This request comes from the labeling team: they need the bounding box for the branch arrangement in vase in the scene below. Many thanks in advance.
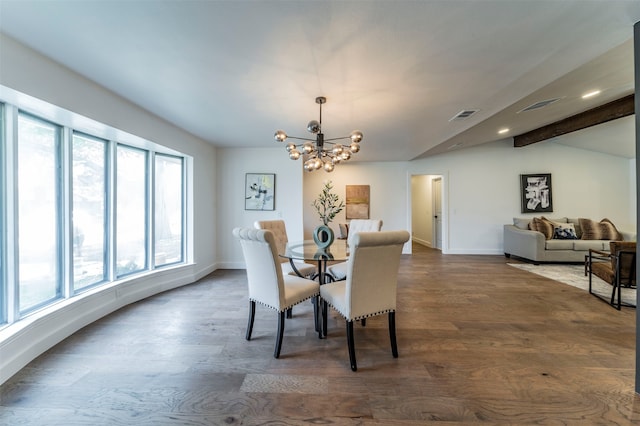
[312,181,344,226]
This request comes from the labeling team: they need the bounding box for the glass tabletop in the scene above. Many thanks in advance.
[283,239,349,262]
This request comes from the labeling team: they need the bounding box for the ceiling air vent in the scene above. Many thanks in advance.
[449,109,479,121]
[518,98,561,113]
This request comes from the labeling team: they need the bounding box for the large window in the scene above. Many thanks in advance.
[0,89,190,327]
[17,114,61,313]
[72,133,107,291]
[116,145,148,277]
[154,154,183,267]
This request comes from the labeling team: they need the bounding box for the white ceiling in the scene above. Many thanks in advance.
[0,0,638,162]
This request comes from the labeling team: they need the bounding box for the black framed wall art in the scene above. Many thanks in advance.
[520,173,552,213]
[245,173,275,211]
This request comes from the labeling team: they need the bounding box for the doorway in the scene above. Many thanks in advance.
[432,177,443,250]
[410,174,444,251]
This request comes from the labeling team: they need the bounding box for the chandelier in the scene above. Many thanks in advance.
[274,96,363,172]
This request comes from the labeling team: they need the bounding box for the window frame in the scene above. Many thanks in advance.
[70,131,110,293]
[16,112,64,315]
[0,85,192,327]
[153,152,185,268]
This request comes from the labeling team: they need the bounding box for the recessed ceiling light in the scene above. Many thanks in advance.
[498,128,509,134]
[582,90,601,99]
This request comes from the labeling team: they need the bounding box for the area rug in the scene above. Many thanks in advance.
[508,263,636,307]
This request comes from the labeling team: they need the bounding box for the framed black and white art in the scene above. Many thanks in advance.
[520,173,552,213]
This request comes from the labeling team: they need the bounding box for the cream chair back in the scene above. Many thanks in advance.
[326,219,384,281]
[347,219,383,246]
[345,230,409,320]
[254,220,289,264]
[254,219,317,278]
[233,227,285,310]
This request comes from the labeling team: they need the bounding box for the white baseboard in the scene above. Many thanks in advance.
[412,237,432,247]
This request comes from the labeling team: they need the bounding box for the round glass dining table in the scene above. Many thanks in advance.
[282,239,349,284]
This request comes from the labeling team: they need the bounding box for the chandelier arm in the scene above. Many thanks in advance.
[285,136,316,142]
[323,136,352,143]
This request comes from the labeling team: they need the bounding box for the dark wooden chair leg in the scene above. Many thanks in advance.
[286,308,292,318]
[246,301,256,341]
[389,311,398,358]
[313,296,322,338]
[612,278,622,310]
[361,318,366,327]
[347,320,357,371]
[322,300,328,338]
[274,311,285,358]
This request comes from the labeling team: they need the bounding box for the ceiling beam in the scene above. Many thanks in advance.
[513,94,635,147]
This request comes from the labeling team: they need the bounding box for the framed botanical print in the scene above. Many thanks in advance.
[520,173,552,213]
[245,173,275,211]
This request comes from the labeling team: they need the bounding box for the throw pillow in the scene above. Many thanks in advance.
[541,216,568,230]
[552,223,578,240]
[579,218,623,240]
[529,217,554,240]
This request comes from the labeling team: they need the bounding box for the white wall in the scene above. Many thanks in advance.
[215,147,304,268]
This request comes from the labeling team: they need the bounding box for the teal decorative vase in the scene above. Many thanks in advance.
[313,225,334,249]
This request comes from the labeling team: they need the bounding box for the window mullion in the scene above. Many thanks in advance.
[107,140,117,282]
[148,151,155,270]
[61,127,73,298]
[3,105,18,323]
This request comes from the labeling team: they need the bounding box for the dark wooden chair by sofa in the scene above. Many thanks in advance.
[587,241,636,310]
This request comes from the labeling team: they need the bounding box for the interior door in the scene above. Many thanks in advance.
[433,177,442,250]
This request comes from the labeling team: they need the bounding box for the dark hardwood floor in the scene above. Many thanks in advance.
[2,243,639,425]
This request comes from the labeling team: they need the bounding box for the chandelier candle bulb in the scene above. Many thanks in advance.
[273,96,363,172]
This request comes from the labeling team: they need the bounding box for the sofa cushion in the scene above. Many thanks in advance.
[529,217,554,240]
[545,240,575,250]
[579,218,623,241]
[573,240,609,251]
[545,240,610,251]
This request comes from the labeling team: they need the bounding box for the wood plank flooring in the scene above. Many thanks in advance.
[2,244,640,425]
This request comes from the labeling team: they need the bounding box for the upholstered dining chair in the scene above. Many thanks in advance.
[587,241,636,310]
[233,227,320,358]
[254,220,317,278]
[327,219,383,281]
[320,230,410,371]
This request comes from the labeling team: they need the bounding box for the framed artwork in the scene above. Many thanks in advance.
[346,185,370,219]
[520,173,552,213]
[245,173,275,211]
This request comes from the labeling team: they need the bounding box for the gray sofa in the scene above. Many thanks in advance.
[504,217,636,263]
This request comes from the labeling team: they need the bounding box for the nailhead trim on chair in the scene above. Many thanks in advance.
[321,300,395,321]
[250,294,319,313]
